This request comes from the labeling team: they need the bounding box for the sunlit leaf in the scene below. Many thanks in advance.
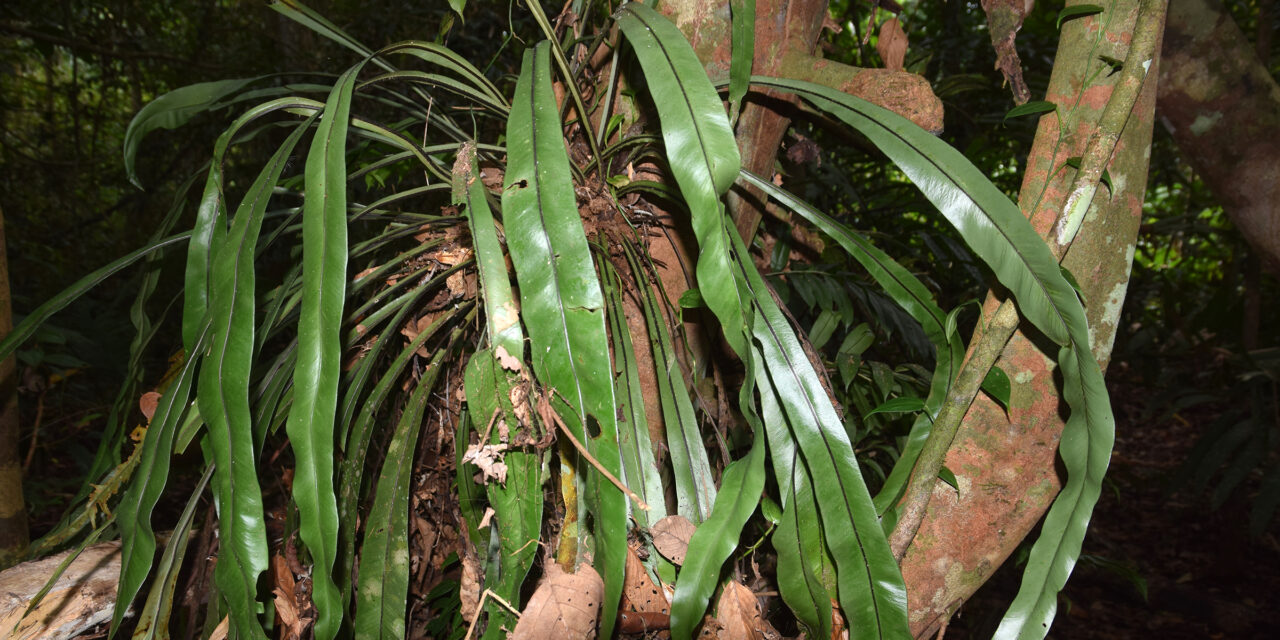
[199,115,313,640]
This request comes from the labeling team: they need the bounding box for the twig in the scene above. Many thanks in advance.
[463,589,521,640]
[887,0,1167,560]
[22,389,45,472]
[540,392,650,511]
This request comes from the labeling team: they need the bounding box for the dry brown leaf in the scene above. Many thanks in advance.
[436,245,473,266]
[510,564,604,640]
[354,266,378,282]
[713,581,764,640]
[829,597,846,640]
[618,547,670,634]
[271,554,296,597]
[460,552,482,623]
[209,616,229,640]
[651,515,696,566]
[400,314,437,357]
[622,548,669,614]
[478,506,496,529]
[876,18,909,72]
[272,587,306,640]
[139,391,161,422]
[494,345,522,372]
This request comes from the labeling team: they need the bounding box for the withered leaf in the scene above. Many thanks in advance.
[876,18,909,72]
[651,515,696,566]
[510,564,604,640]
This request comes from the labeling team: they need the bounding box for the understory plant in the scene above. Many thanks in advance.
[0,0,1155,638]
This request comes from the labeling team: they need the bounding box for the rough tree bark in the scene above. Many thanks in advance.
[659,0,943,242]
[898,1,1162,634]
[1158,0,1280,276]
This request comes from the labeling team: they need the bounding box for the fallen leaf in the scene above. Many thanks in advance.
[400,313,438,357]
[271,554,296,597]
[651,515,696,566]
[139,391,161,422]
[478,506,496,529]
[713,581,764,640]
[622,547,669,613]
[460,552,482,623]
[273,587,306,640]
[618,547,670,634]
[876,18,909,72]
[511,564,604,640]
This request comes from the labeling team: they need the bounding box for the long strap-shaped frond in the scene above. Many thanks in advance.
[752,76,1114,640]
[501,42,627,640]
[737,171,965,526]
[615,6,911,637]
[198,110,315,640]
[284,60,368,640]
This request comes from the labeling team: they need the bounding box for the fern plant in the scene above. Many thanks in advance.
[0,1,1145,638]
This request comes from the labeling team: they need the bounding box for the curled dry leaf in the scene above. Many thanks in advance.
[651,515,696,566]
[876,18,909,72]
[511,564,604,640]
[272,587,307,640]
[462,443,509,484]
[139,391,161,422]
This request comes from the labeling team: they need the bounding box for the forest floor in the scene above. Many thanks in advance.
[948,362,1280,639]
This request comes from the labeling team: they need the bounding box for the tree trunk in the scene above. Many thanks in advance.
[659,0,1158,634]
[0,205,27,567]
[659,0,943,242]
[897,1,1162,635]
[1158,0,1280,276]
